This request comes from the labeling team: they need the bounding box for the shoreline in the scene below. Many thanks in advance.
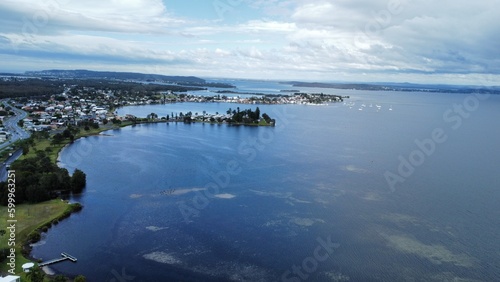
[1,124,121,278]
[10,108,277,277]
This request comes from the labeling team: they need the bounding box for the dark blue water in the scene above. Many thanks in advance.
[32,85,500,281]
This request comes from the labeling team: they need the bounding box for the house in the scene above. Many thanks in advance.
[0,275,21,282]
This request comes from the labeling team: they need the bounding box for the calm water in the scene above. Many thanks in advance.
[32,82,500,281]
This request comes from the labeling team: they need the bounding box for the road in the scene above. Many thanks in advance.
[0,100,31,180]
[0,148,22,181]
[0,99,31,151]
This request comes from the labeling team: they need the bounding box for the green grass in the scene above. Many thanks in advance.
[1,124,118,278]
[258,119,270,126]
[20,139,65,163]
[20,124,125,163]
[1,200,70,275]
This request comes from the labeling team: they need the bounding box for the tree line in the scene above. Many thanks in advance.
[0,77,206,99]
[0,151,86,205]
[226,107,274,124]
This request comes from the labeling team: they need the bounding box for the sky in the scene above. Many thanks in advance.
[0,0,499,85]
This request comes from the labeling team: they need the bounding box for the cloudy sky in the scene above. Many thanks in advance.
[0,0,498,85]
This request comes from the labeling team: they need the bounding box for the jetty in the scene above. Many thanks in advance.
[39,252,77,267]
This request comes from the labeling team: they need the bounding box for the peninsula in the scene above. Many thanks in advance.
[0,71,349,280]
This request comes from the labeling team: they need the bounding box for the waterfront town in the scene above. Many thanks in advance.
[0,83,345,135]
[0,76,347,281]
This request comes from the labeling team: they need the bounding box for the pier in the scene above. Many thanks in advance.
[39,252,77,267]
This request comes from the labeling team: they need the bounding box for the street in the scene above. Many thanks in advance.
[0,99,31,151]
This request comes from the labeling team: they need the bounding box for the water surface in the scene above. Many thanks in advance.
[33,85,500,281]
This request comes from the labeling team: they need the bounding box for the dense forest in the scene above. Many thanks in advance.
[0,133,86,206]
[25,69,206,83]
[24,69,235,88]
[0,151,86,205]
[0,78,65,98]
[0,77,206,99]
[225,107,274,124]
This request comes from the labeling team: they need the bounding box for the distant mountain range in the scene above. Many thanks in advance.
[24,69,206,84]
[287,81,500,94]
[1,70,497,93]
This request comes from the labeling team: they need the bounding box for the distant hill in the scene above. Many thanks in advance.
[25,69,205,84]
[287,81,500,94]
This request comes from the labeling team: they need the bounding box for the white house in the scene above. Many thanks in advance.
[0,275,21,282]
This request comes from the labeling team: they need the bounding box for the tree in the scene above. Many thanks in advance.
[26,265,45,282]
[25,185,50,203]
[71,169,87,193]
[233,112,243,123]
[262,113,271,123]
[52,274,68,282]
[37,155,55,173]
[62,129,71,139]
[74,275,87,282]
[54,95,66,102]
[21,142,30,155]
[56,168,71,190]
[52,133,64,145]
[39,173,59,192]
[147,112,158,120]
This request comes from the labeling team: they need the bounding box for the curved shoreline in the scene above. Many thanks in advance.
[22,113,275,277]
[4,125,123,277]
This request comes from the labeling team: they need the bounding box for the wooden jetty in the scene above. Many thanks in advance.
[39,252,77,267]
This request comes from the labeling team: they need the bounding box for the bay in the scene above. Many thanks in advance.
[32,81,500,281]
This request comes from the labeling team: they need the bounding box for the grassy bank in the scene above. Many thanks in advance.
[0,124,123,278]
[0,200,80,275]
[20,122,132,163]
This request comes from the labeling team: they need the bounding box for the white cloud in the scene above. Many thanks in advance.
[0,0,498,85]
[0,0,184,34]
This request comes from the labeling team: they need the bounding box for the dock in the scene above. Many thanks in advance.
[39,252,77,267]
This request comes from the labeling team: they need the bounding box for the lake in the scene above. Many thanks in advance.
[32,81,500,281]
